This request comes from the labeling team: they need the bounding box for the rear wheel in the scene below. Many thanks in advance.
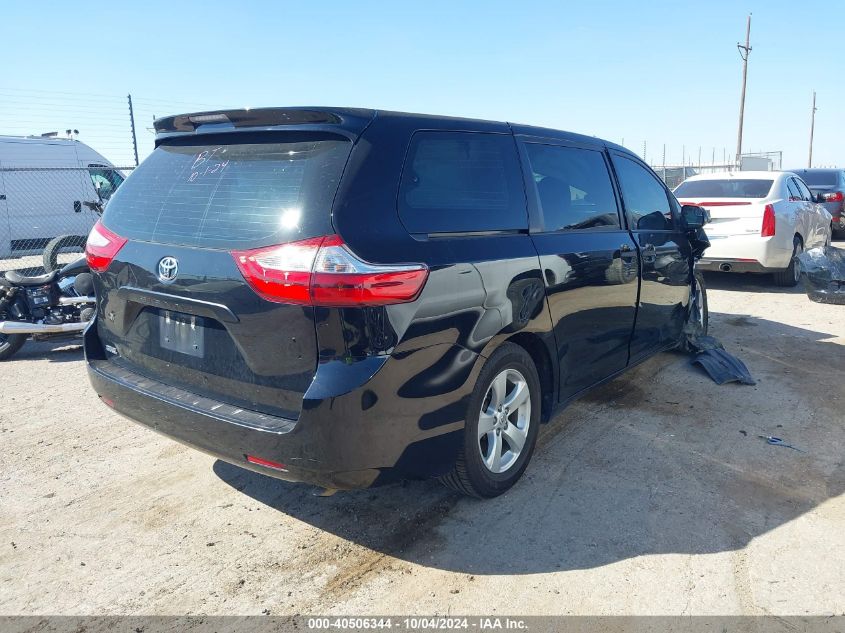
[0,331,26,361]
[440,343,541,498]
[43,234,87,273]
[773,236,803,287]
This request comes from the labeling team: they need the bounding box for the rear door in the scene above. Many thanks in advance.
[610,153,691,362]
[793,176,825,247]
[93,131,354,420]
[519,138,639,400]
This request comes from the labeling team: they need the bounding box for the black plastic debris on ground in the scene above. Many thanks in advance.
[798,245,845,305]
[686,335,756,385]
[682,275,756,386]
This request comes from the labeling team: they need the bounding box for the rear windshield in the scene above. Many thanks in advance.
[101,133,351,249]
[674,179,773,199]
[794,171,838,186]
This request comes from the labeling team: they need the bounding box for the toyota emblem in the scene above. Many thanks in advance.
[158,256,179,283]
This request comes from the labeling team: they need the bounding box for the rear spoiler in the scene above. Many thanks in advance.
[153,107,375,137]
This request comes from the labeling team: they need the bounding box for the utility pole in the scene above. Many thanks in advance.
[127,93,139,167]
[735,14,752,169]
[808,91,817,168]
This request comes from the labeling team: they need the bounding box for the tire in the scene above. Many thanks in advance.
[0,333,26,361]
[692,271,709,335]
[43,234,87,273]
[440,342,541,498]
[773,236,803,287]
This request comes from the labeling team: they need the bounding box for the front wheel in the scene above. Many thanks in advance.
[440,343,541,498]
[692,271,709,335]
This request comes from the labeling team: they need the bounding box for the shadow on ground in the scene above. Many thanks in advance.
[215,313,845,575]
[7,339,83,363]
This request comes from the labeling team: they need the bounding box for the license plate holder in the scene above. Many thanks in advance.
[159,311,205,358]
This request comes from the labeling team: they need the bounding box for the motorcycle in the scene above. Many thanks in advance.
[0,257,95,361]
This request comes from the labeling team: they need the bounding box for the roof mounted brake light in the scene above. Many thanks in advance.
[188,113,230,125]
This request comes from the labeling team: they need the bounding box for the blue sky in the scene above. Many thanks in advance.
[3,0,842,168]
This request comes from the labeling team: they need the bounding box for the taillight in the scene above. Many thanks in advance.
[232,235,429,306]
[85,221,127,272]
[761,204,776,237]
[822,191,844,202]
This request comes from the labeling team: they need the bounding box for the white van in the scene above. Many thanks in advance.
[0,136,126,259]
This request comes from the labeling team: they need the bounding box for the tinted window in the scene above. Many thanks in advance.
[398,131,526,234]
[674,179,774,198]
[786,178,801,200]
[101,133,351,249]
[792,170,838,186]
[524,143,620,231]
[612,155,674,230]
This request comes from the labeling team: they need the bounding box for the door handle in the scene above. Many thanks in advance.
[619,243,636,262]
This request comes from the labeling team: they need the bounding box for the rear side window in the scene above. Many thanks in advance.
[398,131,526,234]
[101,133,351,249]
[793,178,813,201]
[523,143,619,231]
[613,155,676,230]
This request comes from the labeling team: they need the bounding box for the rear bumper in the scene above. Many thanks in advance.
[697,234,792,272]
[696,259,775,273]
[84,322,472,490]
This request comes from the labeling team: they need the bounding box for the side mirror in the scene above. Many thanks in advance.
[681,204,709,230]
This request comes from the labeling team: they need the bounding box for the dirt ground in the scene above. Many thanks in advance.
[1,246,844,616]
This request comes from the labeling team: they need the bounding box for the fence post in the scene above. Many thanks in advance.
[128,94,139,167]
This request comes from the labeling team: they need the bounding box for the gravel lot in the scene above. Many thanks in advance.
[2,246,844,616]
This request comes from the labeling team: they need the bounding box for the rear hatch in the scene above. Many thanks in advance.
[91,128,355,420]
[675,177,774,240]
[806,185,844,217]
[791,171,842,214]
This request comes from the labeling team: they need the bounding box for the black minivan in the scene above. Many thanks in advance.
[84,108,708,498]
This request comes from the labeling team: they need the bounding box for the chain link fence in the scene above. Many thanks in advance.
[0,166,133,274]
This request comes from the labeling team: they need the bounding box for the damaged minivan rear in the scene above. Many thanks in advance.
[86,107,708,498]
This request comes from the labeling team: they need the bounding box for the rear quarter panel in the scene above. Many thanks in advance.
[327,114,556,429]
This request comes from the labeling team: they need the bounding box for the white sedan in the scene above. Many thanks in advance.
[674,171,832,286]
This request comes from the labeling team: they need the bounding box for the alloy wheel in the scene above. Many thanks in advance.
[477,368,531,474]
